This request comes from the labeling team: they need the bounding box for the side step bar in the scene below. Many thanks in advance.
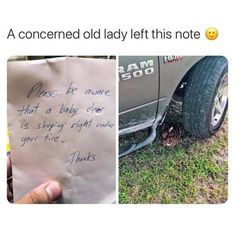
[119,124,158,158]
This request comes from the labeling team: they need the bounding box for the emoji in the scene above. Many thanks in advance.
[205,27,218,40]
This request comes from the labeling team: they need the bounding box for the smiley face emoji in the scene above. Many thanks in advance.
[205,27,218,40]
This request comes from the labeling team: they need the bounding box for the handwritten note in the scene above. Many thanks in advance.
[7,57,116,203]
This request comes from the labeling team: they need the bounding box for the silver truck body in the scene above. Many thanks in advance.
[119,56,204,136]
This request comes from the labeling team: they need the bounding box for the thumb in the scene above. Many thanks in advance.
[17,181,62,204]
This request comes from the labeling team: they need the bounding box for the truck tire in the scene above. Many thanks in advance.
[182,56,228,137]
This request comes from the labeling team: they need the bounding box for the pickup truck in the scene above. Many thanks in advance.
[119,56,228,157]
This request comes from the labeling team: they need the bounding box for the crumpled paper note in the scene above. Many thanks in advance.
[7,57,116,203]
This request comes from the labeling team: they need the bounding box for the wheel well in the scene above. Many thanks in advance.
[172,57,205,101]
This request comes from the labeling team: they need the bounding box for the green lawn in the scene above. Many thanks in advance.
[119,103,228,204]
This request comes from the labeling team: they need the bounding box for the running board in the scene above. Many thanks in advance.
[119,125,157,158]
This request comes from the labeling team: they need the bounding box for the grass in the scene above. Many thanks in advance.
[119,102,228,204]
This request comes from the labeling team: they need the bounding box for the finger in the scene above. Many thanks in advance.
[8,178,13,193]
[7,156,13,202]
[7,179,13,202]
[7,188,13,203]
[7,156,12,179]
[17,181,62,204]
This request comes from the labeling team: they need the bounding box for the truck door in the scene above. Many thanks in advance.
[119,56,159,135]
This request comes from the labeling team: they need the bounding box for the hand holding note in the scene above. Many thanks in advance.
[7,156,62,203]
[7,57,116,204]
